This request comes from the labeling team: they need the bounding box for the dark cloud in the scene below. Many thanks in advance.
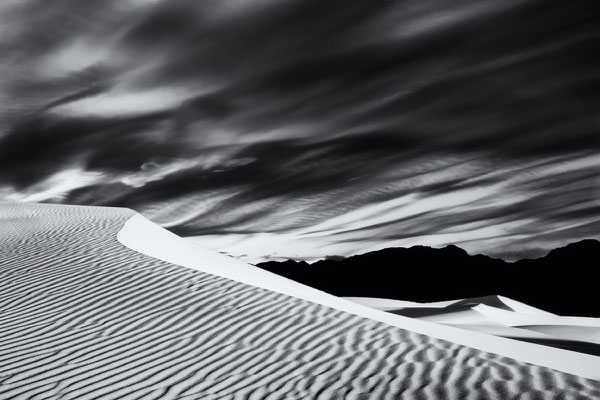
[0,0,598,260]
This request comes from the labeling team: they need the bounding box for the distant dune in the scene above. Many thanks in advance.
[256,241,600,317]
[1,203,599,399]
[345,295,600,357]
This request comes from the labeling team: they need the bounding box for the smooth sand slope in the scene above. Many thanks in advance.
[122,214,600,379]
[1,203,599,399]
[346,296,600,356]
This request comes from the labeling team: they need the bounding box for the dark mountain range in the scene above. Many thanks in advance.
[255,240,600,317]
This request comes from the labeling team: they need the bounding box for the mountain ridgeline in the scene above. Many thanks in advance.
[255,240,600,317]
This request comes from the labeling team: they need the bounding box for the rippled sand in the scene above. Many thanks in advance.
[1,203,598,399]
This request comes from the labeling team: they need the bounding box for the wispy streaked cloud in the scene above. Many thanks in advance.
[188,152,600,262]
[0,0,598,260]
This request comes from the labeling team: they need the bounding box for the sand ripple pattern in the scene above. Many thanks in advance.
[0,203,599,399]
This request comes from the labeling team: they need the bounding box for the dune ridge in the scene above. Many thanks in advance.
[121,214,600,380]
[345,296,600,357]
[1,203,599,399]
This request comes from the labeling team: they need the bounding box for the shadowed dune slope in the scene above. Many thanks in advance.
[1,203,599,399]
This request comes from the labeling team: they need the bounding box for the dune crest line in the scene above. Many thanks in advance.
[0,203,598,399]
[119,212,600,381]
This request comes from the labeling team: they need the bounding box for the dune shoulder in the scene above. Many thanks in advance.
[1,203,599,399]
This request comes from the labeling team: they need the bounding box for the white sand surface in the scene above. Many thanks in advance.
[497,296,556,316]
[119,213,600,380]
[518,326,600,345]
[1,202,599,399]
[473,304,600,328]
[346,296,600,358]
[345,295,554,315]
[418,308,506,326]
[343,296,458,310]
[442,324,560,339]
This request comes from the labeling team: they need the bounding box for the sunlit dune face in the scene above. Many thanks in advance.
[0,0,598,261]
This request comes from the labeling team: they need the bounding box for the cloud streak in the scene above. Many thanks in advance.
[0,0,598,260]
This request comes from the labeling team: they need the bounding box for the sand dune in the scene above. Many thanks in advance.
[473,304,600,328]
[347,296,600,357]
[342,297,458,311]
[1,203,600,399]
[496,296,556,316]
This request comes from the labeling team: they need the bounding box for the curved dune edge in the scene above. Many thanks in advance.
[118,213,600,381]
[473,304,600,328]
[497,295,556,316]
[4,203,599,399]
[345,296,600,353]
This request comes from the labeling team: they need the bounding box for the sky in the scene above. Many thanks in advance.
[0,0,598,262]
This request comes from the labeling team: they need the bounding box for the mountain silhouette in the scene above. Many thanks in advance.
[255,239,600,317]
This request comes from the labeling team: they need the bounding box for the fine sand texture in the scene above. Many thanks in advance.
[121,214,600,378]
[1,203,600,399]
